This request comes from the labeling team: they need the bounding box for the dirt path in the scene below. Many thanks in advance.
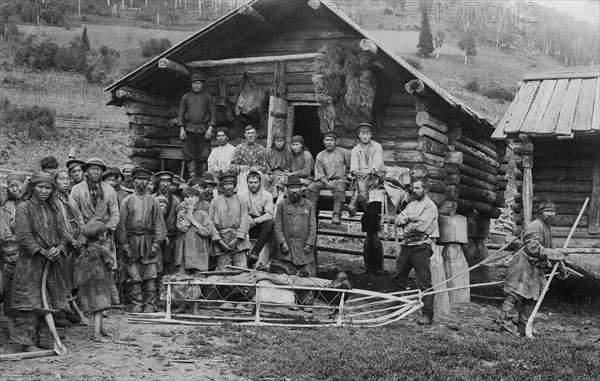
[0,310,248,381]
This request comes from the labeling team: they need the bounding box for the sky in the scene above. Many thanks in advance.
[537,0,600,25]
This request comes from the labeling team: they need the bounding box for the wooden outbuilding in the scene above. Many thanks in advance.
[492,66,600,275]
[106,0,505,311]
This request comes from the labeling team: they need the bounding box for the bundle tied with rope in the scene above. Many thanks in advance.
[312,44,377,133]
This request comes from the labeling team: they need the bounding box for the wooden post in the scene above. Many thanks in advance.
[238,4,280,34]
[588,150,600,234]
[158,58,192,78]
[441,244,470,304]
[522,155,534,226]
[430,243,450,317]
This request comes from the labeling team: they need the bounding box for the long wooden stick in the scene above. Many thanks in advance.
[525,198,589,338]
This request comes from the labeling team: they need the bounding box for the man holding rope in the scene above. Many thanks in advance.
[499,199,569,336]
[393,177,439,326]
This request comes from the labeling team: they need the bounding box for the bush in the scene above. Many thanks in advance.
[0,98,57,140]
[465,79,480,93]
[135,12,154,23]
[140,38,172,57]
[402,56,423,70]
[383,8,393,15]
[481,83,515,102]
[15,37,60,70]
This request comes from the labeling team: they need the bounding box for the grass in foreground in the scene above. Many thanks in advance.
[185,320,599,381]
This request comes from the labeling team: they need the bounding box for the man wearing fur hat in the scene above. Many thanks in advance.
[209,172,252,271]
[178,72,217,179]
[499,199,569,336]
[117,168,167,313]
[71,158,120,304]
[306,131,351,225]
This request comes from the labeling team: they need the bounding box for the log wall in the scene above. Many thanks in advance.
[513,137,600,248]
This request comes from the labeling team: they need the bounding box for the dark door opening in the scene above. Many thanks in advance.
[293,106,325,157]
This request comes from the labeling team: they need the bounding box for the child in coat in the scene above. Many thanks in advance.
[75,221,114,342]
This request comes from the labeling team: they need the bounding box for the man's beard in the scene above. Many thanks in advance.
[288,192,301,202]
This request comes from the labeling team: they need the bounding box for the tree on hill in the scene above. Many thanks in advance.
[81,26,90,51]
[416,3,434,58]
[458,29,477,65]
[433,31,444,59]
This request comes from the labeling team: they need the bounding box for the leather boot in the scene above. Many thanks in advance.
[199,162,208,177]
[331,201,342,225]
[342,192,358,217]
[357,191,369,210]
[110,282,120,305]
[143,279,157,314]
[186,160,196,179]
[130,282,144,314]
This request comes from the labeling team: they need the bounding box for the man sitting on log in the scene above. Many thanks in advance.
[306,131,351,225]
[177,72,217,179]
[499,199,569,336]
[289,135,314,189]
[343,122,385,215]
[230,125,268,195]
[240,171,274,268]
[207,127,236,178]
[393,177,439,326]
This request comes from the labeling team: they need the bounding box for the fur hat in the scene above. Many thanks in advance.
[291,135,305,145]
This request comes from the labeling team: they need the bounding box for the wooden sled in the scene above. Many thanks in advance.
[129,272,422,328]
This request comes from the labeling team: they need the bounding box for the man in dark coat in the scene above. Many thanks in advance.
[178,72,217,178]
[500,199,569,336]
[274,174,317,276]
[152,171,180,277]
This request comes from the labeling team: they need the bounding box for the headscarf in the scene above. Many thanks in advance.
[6,172,26,185]
[21,172,57,207]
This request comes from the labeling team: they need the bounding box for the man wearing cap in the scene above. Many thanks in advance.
[344,122,385,215]
[499,199,569,336]
[117,167,167,313]
[393,177,439,326]
[209,172,252,271]
[178,72,217,179]
[274,174,317,276]
[265,132,292,198]
[71,158,120,304]
[202,173,218,205]
[230,125,268,195]
[207,127,236,178]
[171,175,183,200]
[153,171,181,277]
[66,159,85,187]
[239,171,274,267]
[102,167,129,207]
[306,131,351,225]
[121,163,135,192]
[11,172,71,352]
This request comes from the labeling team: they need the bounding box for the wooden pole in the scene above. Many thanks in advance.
[185,53,320,68]
[525,197,589,338]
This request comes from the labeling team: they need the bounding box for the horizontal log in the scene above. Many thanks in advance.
[457,185,497,204]
[446,151,463,165]
[419,126,449,145]
[127,137,170,149]
[462,153,499,175]
[451,141,499,168]
[439,201,457,216]
[416,111,448,133]
[158,57,192,77]
[459,164,498,185]
[238,4,280,34]
[457,198,494,214]
[533,180,592,193]
[127,148,161,158]
[129,115,173,129]
[534,156,594,168]
[532,167,593,182]
[396,163,447,181]
[446,173,497,191]
[393,151,445,168]
[515,214,589,228]
[382,105,418,118]
[532,192,591,204]
[414,98,450,121]
[445,163,459,175]
[429,179,448,194]
[130,124,176,140]
[187,53,322,68]
[115,89,172,108]
[446,127,462,141]
[418,136,448,157]
[130,156,161,171]
[123,101,175,119]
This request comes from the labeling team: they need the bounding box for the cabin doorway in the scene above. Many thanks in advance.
[293,106,325,157]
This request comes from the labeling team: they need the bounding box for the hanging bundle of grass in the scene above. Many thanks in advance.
[312,43,377,133]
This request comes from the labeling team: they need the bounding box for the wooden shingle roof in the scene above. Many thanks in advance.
[492,66,600,139]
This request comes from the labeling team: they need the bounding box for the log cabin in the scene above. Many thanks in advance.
[492,65,600,277]
[105,0,505,311]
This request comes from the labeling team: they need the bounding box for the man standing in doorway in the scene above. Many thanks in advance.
[178,72,217,179]
[393,177,439,326]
